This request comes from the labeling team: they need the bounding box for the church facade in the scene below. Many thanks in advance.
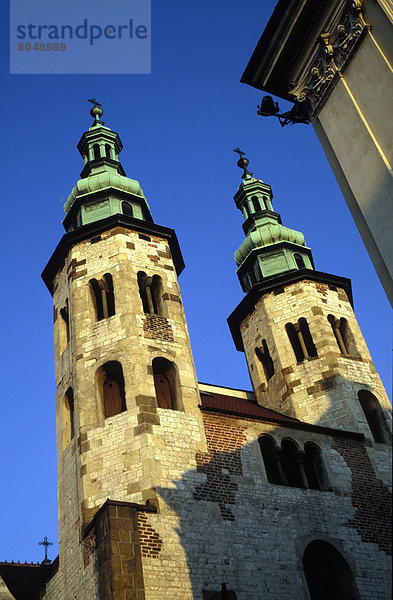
[0,105,391,599]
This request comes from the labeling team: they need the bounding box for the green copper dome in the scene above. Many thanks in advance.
[62,107,153,233]
[232,157,314,293]
[235,219,306,266]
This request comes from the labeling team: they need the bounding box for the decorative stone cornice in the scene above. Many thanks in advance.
[290,0,368,112]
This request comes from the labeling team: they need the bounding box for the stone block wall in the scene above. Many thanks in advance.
[240,280,391,436]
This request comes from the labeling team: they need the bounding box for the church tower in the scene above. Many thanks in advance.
[42,104,204,598]
[228,153,391,442]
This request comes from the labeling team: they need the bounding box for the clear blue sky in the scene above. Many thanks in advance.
[0,0,391,562]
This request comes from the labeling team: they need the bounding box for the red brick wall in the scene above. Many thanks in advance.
[194,413,246,520]
[333,438,392,555]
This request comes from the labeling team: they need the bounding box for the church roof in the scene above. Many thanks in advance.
[0,559,58,600]
[200,391,300,424]
[199,391,364,440]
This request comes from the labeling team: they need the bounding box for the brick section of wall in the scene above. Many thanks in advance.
[333,438,392,555]
[137,513,163,558]
[194,414,246,520]
[94,502,146,600]
[143,314,174,342]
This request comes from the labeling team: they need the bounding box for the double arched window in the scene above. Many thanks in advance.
[89,273,115,321]
[138,272,165,316]
[259,435,330,490]
[285,318,317,362]
[328,314,358,356]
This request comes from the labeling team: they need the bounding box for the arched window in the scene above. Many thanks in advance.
[299,317,317,358]
[62,387,75,449]
[303,540,359,600]
[281,439,307,488]
[251,195,261,212]
[105,144,111,158]
[89,273,115,321]
[93,143,100,160]
[152,357,182,410]
[97,361,126,418]
[138,272,165,316]
[258,436,285,484]
[358,390,389,443]
[294,253,305,269]
[286,318,317,362]
[59,299,70,354]
[328,315,358,356]
[285,322,304,362]
[303,442,330,490]
[255,339,275,382]
[122,201,133,217]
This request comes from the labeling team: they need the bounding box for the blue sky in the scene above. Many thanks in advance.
[0,0,391,562]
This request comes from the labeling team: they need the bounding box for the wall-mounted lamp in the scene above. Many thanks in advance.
[257,95,310,127]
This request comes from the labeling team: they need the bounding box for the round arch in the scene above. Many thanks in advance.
[303,540,359,600]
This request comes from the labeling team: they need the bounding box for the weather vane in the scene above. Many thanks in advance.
[39,536,53,563]
[233,147,253,179]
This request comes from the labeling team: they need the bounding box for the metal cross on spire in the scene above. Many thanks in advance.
[87,98,102,107]
[38,536,53,562]
[233,146,246,159]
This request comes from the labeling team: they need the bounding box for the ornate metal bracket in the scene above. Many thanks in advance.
[290,0,368,112]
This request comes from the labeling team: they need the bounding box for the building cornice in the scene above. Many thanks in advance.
[227,269,353,350]
[42,214,185,294]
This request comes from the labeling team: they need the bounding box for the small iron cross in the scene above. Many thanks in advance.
[39,536,53,561]
[87,98,102,107]
[233,147,246,159]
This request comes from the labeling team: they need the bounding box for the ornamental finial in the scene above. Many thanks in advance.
[87,98,104,124]
[233,147,253,179]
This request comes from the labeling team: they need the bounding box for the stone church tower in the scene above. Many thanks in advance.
[1,106,388,599]
[228,153,391,439]
[41,104,205,598]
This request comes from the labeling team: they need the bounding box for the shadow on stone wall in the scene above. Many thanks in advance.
[154,413,392,598]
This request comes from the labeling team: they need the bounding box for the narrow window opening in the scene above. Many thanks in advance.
[251,195,261,212]
[255,339,274,382]
[62,387,75,449]
[152,357,182,410]
[303,540,359,600]
[286,322,304,362]
[259,436,286,485]
[59,299,70,354]
[358,390,390,443]
[97,361,126,418]
[90,274,115,321]
[105,144,111,158]
[93,143,100,160]
[299,317,317,358]
[281,439,307,488]
[122,201,133,217]
[294,253,305,269]
[303,442,330,490]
